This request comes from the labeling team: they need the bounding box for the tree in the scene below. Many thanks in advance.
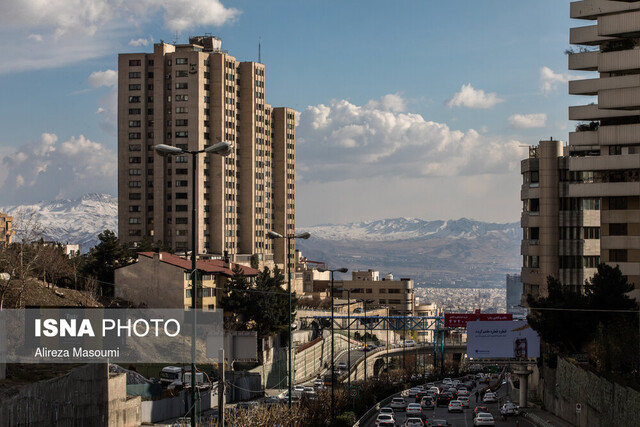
[527,276,594,353]
[221,264,252,329]
[82,230,132,296]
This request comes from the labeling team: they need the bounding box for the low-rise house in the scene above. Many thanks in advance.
[115,252,258,309]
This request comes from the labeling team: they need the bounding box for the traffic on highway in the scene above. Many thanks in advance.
[363,373,535,427]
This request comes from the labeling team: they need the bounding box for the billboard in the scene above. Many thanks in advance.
[445,313,512,328]
[466,320,540,359]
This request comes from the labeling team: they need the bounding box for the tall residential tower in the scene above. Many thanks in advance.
[118,36,296,266]
[521,1,640,300]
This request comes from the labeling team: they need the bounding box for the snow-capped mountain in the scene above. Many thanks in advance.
[304,217,519,241]
[1,193,117,253]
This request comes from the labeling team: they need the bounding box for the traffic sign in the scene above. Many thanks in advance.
[349,387,359,398]
[576,403,582,414]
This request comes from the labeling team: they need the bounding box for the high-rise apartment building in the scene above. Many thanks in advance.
[0,212,14,247]
[118,36,296,266]
[522,1,640,300]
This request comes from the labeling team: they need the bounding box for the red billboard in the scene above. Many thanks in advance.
[444,313,512,328]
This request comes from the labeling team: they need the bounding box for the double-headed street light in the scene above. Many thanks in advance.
[267,230,311,408]
[356,298,375,382]
[318,267,348,423]
[155,142,233,427]
[335,288,352,394]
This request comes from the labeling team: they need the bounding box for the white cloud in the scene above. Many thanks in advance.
[508,113,547,129]
[0,0,240,74]
[446,84,504,109]
[0,133,116,204]
[96,86,117,135]
[88,69,117,88]
[296,94,527,185]
[365,93,406,113]
[540,66,579,94]
[129,37,151,47]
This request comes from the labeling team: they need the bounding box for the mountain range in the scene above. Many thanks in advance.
[1,194,522,286]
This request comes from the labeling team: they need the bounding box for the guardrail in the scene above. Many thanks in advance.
[353,388,409,427]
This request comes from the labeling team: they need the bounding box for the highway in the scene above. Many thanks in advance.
[362,377,536,427]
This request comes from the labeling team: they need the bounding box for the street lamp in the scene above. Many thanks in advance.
[155,141,233,427]
[318,266,348,423]
[267,230,311,408]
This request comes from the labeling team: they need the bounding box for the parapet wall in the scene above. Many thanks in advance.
[540,357,640,427]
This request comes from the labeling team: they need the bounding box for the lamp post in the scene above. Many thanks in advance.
[155,141,233,427]
[267,230,311,408]
[318,267,348,423]
[334,288,352,394]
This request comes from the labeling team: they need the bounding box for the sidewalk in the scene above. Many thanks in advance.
[522,404,575,427]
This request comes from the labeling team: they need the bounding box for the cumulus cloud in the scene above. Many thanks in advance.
[0,133,116,204]
[446,84,504,109]
[540,66,580,94]
[0,0,240,73]
[296,94,527,184]
[88,69,117,88]
[508,113,547,129]
[129,37,152,47]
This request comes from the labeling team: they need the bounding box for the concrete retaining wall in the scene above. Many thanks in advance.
[540,357,640,427]
[141,389,216,423]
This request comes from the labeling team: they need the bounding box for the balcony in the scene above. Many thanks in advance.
[570,25,616,45]
[571,1,640,20]
[599,49,640,72]
[599,10,640,36]
[599,86,640,109]
[569,104,640,120]
[569,181,640,197]
[599,123,640,144]
[568,51,598,71]
[569,74,640,95]
[569,130,597,146]
[568,153,640,171]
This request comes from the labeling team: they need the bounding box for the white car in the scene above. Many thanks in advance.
[448,400,463,413]
[408,387,422,398]
[442,377,453,385]
[405,418,423,427]
[458,395,470,407]
[474,412,496,426]
[406,403,422,417]
[379,407,394,416]
[501,401,520,415]
[375,413,395,426]
[390,397,407,411]
[483,392,497,403]
[403,339,417,347]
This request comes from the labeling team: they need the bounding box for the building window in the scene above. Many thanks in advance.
[175,131,188,138]
[176,156,188,163]
[128,96,141,103]
[175,94,188,101]
[175,82,188,89]
[176,107,188,113]
[530,171,539,187]
[175,205,188,212]
[129,218,141,224]
[609,197,627,210]
[175,58,188,65]
[129,181,141,188]
[176,119,188,126]
[609,223,628,236]
[129,132,141,139]
[176,70,188,77]
[176,192,188,199]
[610,249,627,263]
[176,217,188,224]
[609,146,622,156]
[128,84,141,90]
[175,180,188,187]
[129,157,141,163]
[129,193,141,200]
[129,120,141,127]
[129,72,141,78]
[129,59,141,66]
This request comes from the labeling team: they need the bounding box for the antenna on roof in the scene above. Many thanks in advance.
[172,31,178,45]
[258,37,261,63]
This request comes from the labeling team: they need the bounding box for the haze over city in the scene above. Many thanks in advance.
[0,1,581,226]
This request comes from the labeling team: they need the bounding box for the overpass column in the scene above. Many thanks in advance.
[513,366,531,408]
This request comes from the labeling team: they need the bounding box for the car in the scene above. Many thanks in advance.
[294,385,305,393]
[403,339,417,347]
[303,386,317,399]
[428,386,440,394]
[236,401,259,412]
[364,344,378,351]
[457,389,469,398]
[264,396,281,406]
[473,406,491,418]
[337,362,348,370]
[426,419,450,427]
[500,401,520,416]
[405,418,424,427]
[458,396,470,408]
[380,407,394,415]
[375,413,396,426]
[436,393,453,407]
[448,400,463,413]
[421,396,435,410]
[446,387,457,395]
[482,392,497,403]
[406,403,422,417]
[452,379,461,386]
[408,387,423,398]
[473,412,495,426]
[313,378,324,388]
[390,397,407,411]
[442,377,453,385]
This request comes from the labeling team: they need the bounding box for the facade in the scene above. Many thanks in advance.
[0,213,14,246]
[117,36,296,269]
[522,0,640,300]
[310,270,415,314]
[506,274,523,313]
[114,251,258,309]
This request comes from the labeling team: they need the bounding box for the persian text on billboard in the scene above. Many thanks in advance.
[444,313,512,328]
[466,320,540,359]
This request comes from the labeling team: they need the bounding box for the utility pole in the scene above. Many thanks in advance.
[218,349,225,427]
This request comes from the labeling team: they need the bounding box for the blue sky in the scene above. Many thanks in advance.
[0,0,586,226]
